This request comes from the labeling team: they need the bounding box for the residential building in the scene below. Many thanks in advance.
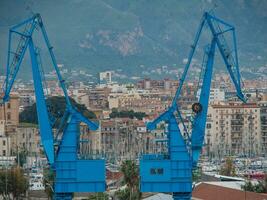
[88,87,111,109]
[205,102,262,157]
[0,93,19,126]
[0,121,11,156]
[10,125,41,156]
[99,71,112,85]
[258,101,267,154]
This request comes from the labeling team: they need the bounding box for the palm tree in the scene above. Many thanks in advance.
[116,160,140,200]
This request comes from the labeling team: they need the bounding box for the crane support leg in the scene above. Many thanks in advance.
[55,115,105,197]
[28,38,55,164]
[191,38,216,167]
[140,113,192,197]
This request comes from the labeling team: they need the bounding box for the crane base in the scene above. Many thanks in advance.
[140,154,192,193]
[55,159,106,193]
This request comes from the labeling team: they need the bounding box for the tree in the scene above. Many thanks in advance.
[43,168,55,199]
[0,167,28,199]
[110,108,147,120]
[220,157,236,176]
[115,188,131,200]
[0,169,12,199]
[242,173,267,193]
[115,160,141,200]
[17,150,27,167]
[193,167,202,182]
[19,96,96,127]
[242,180,254,192]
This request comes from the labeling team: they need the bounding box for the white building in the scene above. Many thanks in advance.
[197,88,225,103]
[0,120,11,156]
[209,88,225,102]
[99,71,112,85]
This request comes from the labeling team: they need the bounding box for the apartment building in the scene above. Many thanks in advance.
[258,101,267,154]
[10,125,41,156]
[108,92,168,114]
[88,87,111,109]
[206,102,262,158]
[0,121,11,156]
[136,78,178,91]
[0,93,19,126]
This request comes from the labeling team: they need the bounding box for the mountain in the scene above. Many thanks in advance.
[0,0,266,79]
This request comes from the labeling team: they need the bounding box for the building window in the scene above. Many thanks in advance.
[7,103,11,109]
[3,140,6,146]
[7,113,11,120]
[150,168,164,175]
[3,150,6,156]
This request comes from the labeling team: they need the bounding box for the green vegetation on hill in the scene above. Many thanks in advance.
[110,108,147,120]
[19,96,96,127]
[0,0,266,79]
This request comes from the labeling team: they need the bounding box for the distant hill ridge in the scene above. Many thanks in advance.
[0,0,266,78]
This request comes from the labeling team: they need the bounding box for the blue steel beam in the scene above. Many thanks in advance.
[72,109,99,131]
[191,38,216,167]
[36,14,99,131]
[28,38,55,164]
[147,110,171,131]
[3,19,36,102]
[171,14,206,108]
[37,14,72,108]
[205,14,246,102]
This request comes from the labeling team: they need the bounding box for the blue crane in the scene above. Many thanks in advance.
[140,12,246,200]
[1,14,105,199]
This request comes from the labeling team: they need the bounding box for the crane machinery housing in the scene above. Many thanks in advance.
[140,12,246,200]
[1,14,105,199]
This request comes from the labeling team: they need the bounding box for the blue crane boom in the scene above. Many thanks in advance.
[1,14,105,199]
[140,12,246,200]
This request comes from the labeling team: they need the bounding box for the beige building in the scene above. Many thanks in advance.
[0,121,11,156]
[108,92,170,115]
[258,101,267,154]
[108,93,142,109]
[88,87,111,109]
[206,102,262,157]
[0,93,19,126]
[10,125,41,156]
